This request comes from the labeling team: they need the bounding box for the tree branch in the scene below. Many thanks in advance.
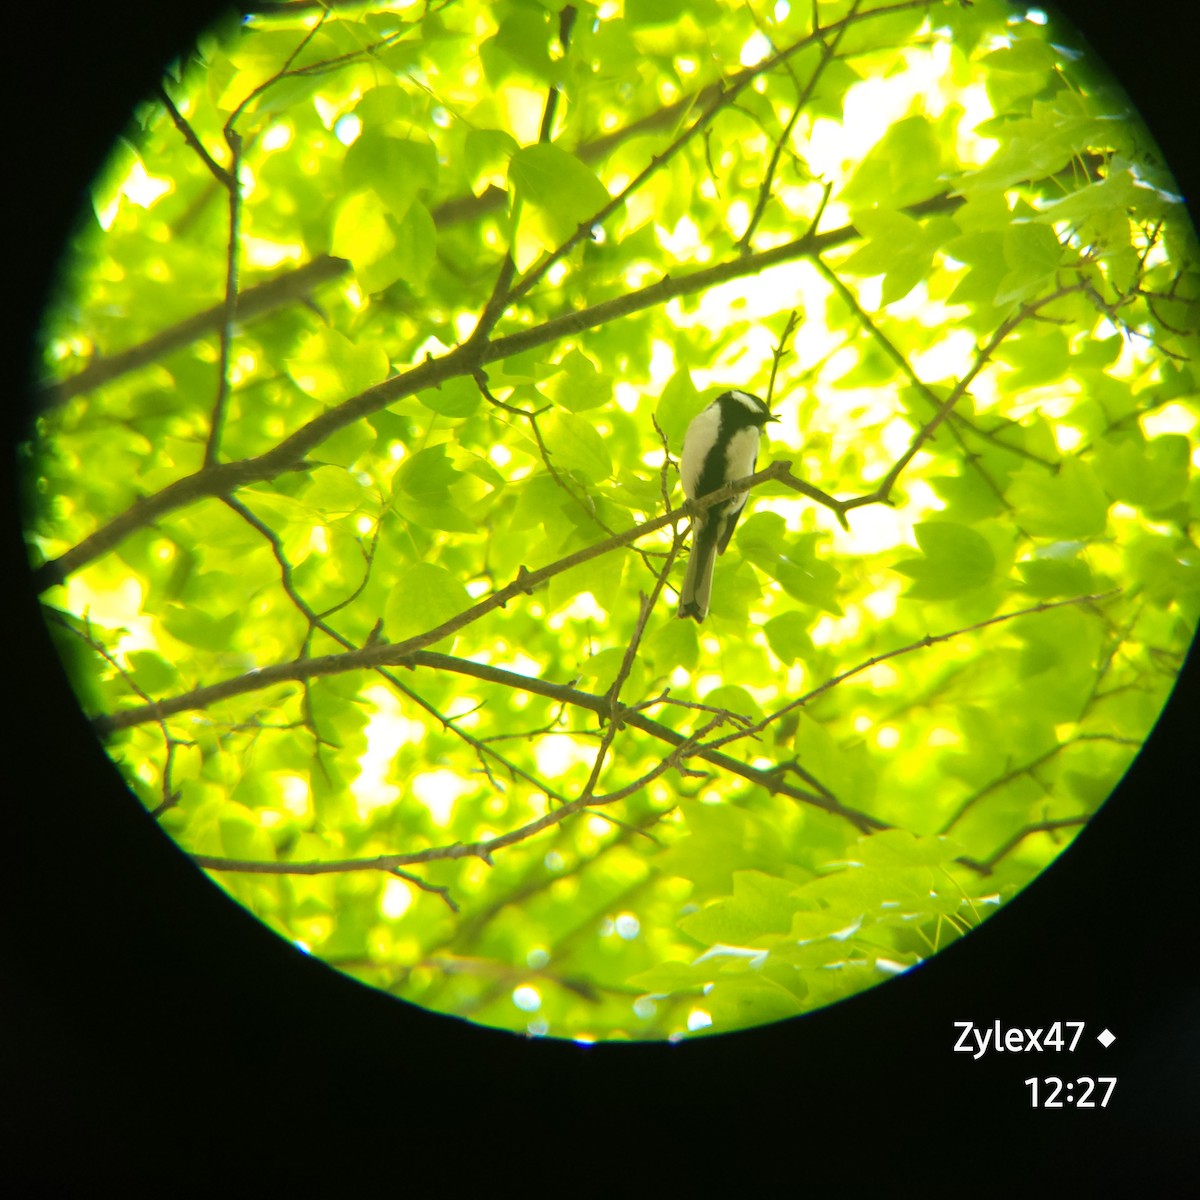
[32,186,971,594]
[205,126,243,468]
[704,590,1123,754]
[38,255,351,408]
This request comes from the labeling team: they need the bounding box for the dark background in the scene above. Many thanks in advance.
[4,2,1197,1190]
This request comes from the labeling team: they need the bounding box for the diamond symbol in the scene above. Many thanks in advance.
[1097,1028,1116,1048]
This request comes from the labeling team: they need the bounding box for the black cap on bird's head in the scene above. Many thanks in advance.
[717,389,777,427]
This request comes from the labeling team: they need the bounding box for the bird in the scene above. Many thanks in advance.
[677,389,777,622]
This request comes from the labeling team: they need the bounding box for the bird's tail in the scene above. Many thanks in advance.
[678,519,719,622]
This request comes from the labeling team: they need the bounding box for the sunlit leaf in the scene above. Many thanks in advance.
[384,562,470,644]
[894,521,996,599]
[285,328,390,403]
[541,411,613,482]
[26,0,1200,1046]
[510,143,610,264]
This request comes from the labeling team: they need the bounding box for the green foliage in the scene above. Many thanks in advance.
[25,0,1200,1042]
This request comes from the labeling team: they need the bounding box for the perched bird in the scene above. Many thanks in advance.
[677,389,777,621]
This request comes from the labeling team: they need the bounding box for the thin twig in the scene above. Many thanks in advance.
[206,130,243,469]
[737,0,858,252]
[33,190,968,595]
[154,81,233,186]
[704,590,1122,754]
[958,816,1090,875]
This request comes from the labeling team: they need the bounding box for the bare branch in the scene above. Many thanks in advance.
[388,867,460,913]
[47,611,188,816]
[736,1,857,252]
[938,731,1141,836]
[154,81,233,187]
[37,255,350,408]
[85,460,815,732]
[500,0,939,310]
[958,816,1090,875]
[205,128,243,468]
[32,187,969,595]
[705,590,1123,754]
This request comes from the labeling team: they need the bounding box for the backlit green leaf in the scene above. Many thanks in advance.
[541,411,612,482]
[285,328,390,403]
[384,562,470,643]
[894,521,996,599]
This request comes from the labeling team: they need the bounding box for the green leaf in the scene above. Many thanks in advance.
[737,518,843,615]
[627,959,709,996]
[549,547,627,617]
[491,349,560,384]
[418,376,481,418]
[944,229,1008,315]
[575,644,638,693]
[125,649,179,695]
[397,444,462,497]
[317,420,376,469]
[1016,556,1094,598]
[848,829,959,868]
[330,190,394,275]
[645,616,700,674]
[893,522,996,599]
[543,349,609,413]
[763,611,814,664]
[391,445,477,533]
[654,373,703,452]
[510,143,610,265]
[483,9,558,86]
[735,511,788,563]
[657,803,787,894]
[702,975,804,1031]
[384,562,470,644]
[509,474,566,533]
[995,223,1065,306]
[624,0,688,26]
[980,35,1061,79]
[1006,460,1110,539]
[1031,167,1140,227]
[391,200,437,291]
[679,870,801,944]
[1095,433,1190,511]
[302,466,369,519]
[930,465,1008,523]
[343,130,438,219]
[541,412,612,482]
[161,604,241,651]
[285,328,389,403]
[1126,532,1200,607]
[960,95,1118,194]
[465,128,519,194]
[700,684,760,725]
[706,559,766,622]
[790,714,878,810]
[840,209,943,305]
[840,116,947,209]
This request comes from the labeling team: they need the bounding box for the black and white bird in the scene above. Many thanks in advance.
[677,389,777,622]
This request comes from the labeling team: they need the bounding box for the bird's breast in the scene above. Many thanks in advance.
[723,425,761,481]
